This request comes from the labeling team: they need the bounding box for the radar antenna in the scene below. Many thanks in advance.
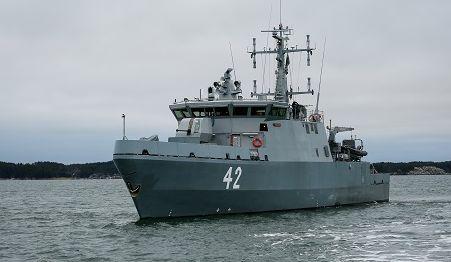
[248,10,315,102]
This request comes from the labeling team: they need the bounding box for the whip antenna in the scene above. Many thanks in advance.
[228,42,237,81]
[279,0,282,25]
[121,114,127,140]
[261,4,273,93]
[315,37,326,114]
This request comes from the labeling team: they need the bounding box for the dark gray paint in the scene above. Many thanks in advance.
[114,156,389,218]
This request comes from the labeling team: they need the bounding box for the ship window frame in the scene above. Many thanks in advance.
[214,107,230,117]
[191,108,206,117]
[181,108,191,118]
[233,106,249,116]
[269,106,287,119]
[250,106,266,117]
[173,108,191,119]
[205,107,214,117]
[173,109,184,119]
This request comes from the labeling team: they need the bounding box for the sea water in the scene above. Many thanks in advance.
[0,176,450,261]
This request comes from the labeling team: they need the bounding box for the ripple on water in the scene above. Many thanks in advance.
[0,176,450,261]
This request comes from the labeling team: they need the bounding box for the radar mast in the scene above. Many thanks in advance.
[249,22,315,102]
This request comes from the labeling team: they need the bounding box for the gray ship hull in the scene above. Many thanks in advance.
[113,155,389,219]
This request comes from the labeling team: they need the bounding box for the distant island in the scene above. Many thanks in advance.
[0,160,450,180]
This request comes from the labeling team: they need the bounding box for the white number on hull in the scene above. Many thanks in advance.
[223,167,242,190]
[233,167,242,189]
[223,167,233,189]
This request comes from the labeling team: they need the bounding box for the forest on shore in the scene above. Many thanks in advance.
[0,161,119,179]
[0,160,450,180]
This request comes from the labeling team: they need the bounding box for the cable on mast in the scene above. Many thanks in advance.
[315,37,326,114]
[288,54,293,89]
[296,48,302,91]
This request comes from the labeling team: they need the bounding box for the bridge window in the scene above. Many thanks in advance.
[269,107,287,119]
[233,106,248,116]
[214,107,229,117]
[173,108,191,119]
[174,110,184,119]
[191,108,206,117]
[205,107,214,117]
[251,107,266,116]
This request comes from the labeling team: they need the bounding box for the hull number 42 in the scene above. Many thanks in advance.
[223,167,242,190]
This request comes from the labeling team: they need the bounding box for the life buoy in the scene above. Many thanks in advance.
[252,137,263,148]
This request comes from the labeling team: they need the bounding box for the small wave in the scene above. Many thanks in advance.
[391,199,451,205]
[437,235,451,244]
[254,232,291,238]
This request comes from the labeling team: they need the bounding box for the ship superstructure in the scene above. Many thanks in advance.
[113,20,389,219]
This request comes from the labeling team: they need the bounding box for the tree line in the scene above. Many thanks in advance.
[0,161,118,179]
[0,160,449,179]
[373,161,451,175]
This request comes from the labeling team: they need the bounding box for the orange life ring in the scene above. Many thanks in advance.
[252,137,263,148]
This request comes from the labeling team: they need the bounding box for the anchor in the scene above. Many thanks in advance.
[126,182,141,197]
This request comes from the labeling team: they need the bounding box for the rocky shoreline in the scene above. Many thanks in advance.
[390,166,450,176]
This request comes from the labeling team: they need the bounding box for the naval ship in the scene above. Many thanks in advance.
[113,21,390,219]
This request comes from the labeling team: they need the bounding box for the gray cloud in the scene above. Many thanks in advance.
[0,0,450,163]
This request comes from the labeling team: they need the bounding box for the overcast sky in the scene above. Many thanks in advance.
[1,0,450,164]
